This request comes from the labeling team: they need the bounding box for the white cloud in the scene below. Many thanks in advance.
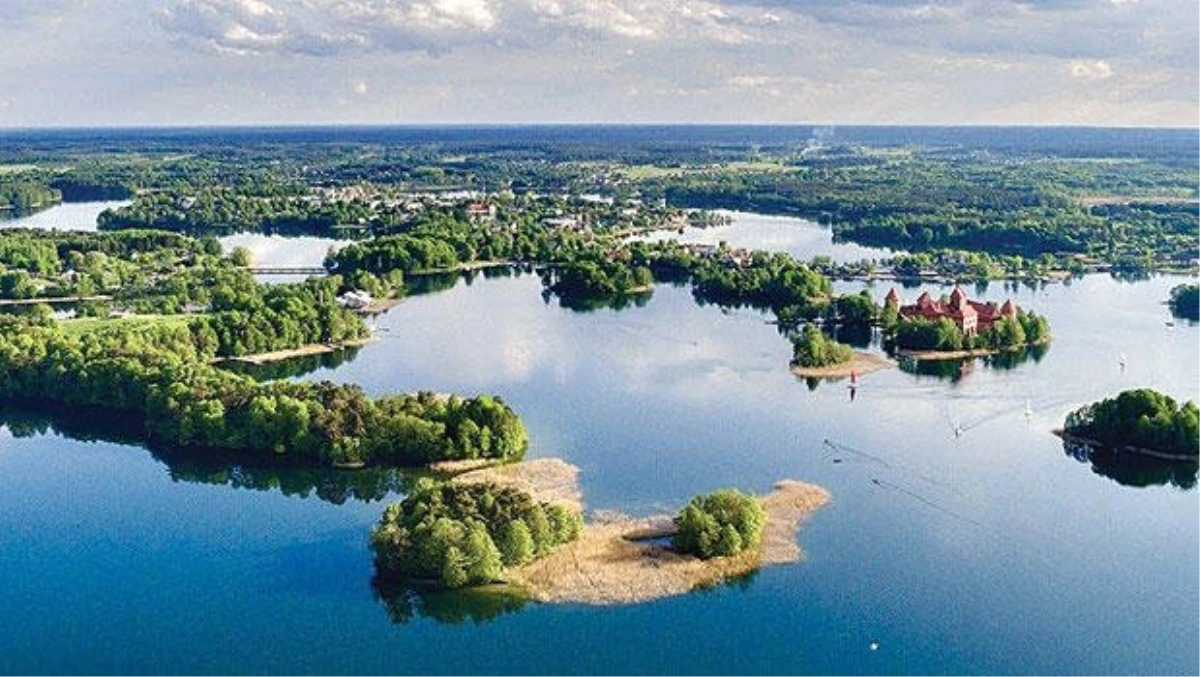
[0,0,1194,126]
[1070,59,1114,79]
[152,0,795,55]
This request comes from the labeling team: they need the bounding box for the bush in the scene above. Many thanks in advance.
[791,324,853,368]
[673,489,766,559]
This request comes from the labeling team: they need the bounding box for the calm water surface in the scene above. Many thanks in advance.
[636,210,894,263]
[0,201,129,231]
[0,215,1196,675]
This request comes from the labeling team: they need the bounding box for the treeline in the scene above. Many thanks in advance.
[1168,283,1198,321]
[0,318,527,467]
[1064,389,1198,458]
[627,241,832,320]
[326,211,596,276]
[0,403,413,505]
[98,188,372,236]
[649,155,1198,266]
[185,275,369,357]
[0,182,60,214]
[371,481,582,588]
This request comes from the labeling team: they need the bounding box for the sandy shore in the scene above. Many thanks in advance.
[506,478,830,605]
[452,458,584,513]
[225,337,376,365]
[357,298,400,315]
[791,351,895,379]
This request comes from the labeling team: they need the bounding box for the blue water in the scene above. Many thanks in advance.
[0,214,1196,674]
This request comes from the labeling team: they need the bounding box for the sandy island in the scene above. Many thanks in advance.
[791,351,895,379]
[448,459,830,606]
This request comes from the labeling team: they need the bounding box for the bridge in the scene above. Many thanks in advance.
[248,266,327,276]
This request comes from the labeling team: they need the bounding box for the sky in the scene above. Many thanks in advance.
[0,0,1195,127]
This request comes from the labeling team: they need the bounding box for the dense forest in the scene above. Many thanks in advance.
[370,481,583,588]
[1064,389,1198,458]
[0,182,61,215]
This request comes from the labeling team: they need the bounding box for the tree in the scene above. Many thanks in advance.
[673,489,766,559]
[497,519,535,566]
[441,546,470,589]
[463,524,504,585]
[792,324,853,368]
[835,291,877,326]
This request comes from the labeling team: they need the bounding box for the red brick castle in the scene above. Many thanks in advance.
[885,286,1017,337]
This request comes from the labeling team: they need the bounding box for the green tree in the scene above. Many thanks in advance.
[497,519,535,566]
[463,524,504,585]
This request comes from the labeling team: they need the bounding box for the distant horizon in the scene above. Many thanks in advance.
[3,121,1198,133]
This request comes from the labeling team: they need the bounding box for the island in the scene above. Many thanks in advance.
[884,285,1051,358]
[1168,283,1198,321]
[789,324,895,378]
[1059,389,1199,461]
[369,458,830,605]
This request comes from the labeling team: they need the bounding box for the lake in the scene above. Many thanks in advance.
[634,210,894,264]
[0,202,343,283]
[0,200,130,231]
[0,214,1196,675]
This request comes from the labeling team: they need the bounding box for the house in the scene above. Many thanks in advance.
[337,290,373,310]
[886,286,1017,336]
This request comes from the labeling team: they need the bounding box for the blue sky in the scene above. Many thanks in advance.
[0,0,1195,127]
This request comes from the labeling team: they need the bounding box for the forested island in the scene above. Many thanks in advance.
[1168,283,1198,321]
[883,286,1050,357]
[1062,389,1199,460]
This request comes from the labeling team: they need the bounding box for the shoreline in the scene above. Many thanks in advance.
[896,337,1051,362]
[223,336,376,366]
[791,351,895,379]
[1053,429,1199,463]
